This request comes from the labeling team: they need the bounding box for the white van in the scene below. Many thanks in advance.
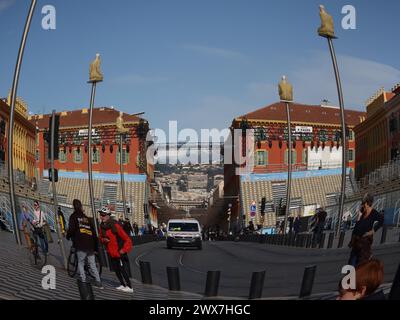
[166,219,202,250]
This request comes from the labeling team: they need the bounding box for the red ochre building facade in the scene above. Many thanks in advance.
[224,102,366,219]
[30,107,152,178]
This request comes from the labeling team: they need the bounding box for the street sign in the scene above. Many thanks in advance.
[250,201,256,218]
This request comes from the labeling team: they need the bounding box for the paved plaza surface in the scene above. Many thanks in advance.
[131,229,400,298]
[1,229,399,300]
[0,231,201,300]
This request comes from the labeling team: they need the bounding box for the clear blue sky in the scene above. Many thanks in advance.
[1,0,400,134]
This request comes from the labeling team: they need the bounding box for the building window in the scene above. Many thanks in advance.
[35,150,40,161]
[92,149,100,164]
[284,150,297,165]
[117,149,129,165]
[59,150,67,163]
[255,150,268,166]
[348,149,354,162]
[74,149,82,163]
[348,130,354,141]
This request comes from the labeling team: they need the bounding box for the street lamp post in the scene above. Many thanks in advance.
[119,133,127,220]
[318,5,347,236]
[87,54,107,266]
[8,0,37,245]
[279,76,294,235]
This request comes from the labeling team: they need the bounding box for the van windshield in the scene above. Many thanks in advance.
[168,222,199,232]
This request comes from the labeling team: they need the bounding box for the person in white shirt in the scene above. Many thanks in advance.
[32,201,48,254]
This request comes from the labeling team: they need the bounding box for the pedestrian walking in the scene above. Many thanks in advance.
[133,222,139,236]
[123,218,133,237]
[312,208,327,247]
[99,207,133,293]
[20,204,32,248]
[348,193,384,267]
[288,215,294,234]
[66,199,103,288]
[293,214,301,238]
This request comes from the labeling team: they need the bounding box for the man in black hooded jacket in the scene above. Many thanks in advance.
[66,199,103,288]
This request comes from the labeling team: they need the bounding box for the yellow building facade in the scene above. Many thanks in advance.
[0,95,36,180]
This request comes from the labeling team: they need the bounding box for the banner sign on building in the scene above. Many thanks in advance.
[295,126,313,133]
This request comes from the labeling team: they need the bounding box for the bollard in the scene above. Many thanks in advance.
[291,233,296,247]
[295,235,301,247]
[204,271,221,297]
[139,261,153,285]
[306,234,312,248]
[298,234,304,247]
[337,231,345,248]
[319,233,326,249]
[380,226,387,244]
[327,232,334,249]
[288,233,293,246]
[299,265,317,298]
[248,271,266,300]
[167,267,181,291]
[284,234,289,246]
[389,263,400,300]
[77,279,95,300]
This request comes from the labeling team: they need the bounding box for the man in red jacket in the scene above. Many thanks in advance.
[98,207,133,293]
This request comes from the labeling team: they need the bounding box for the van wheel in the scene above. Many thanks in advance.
[167,244,172,249]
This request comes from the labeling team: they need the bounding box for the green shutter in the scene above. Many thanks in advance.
[292,150,297,164]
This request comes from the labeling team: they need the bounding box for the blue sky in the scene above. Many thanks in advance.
[1,0,400,135]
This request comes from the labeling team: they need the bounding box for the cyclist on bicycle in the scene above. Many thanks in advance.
[32,200,48,255]
[66,199,103,289]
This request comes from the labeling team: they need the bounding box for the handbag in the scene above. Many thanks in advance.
[33,226,45,239]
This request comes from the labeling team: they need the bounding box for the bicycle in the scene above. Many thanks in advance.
[28,231,47,269]
[67,247,102,279]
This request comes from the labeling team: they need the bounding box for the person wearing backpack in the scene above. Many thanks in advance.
[66,199,103,289]
[98,207,133,293]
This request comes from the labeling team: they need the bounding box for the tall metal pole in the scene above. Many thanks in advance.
[50,110,68,269]
[120,134,127,220]
[279,76,293,235]
[284,102,292,235]
[87,81,107,267]
[88,83,99,231]
[8,0,37,245]
[327,38,347,237]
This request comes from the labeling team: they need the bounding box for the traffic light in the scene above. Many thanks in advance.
[46,114,60,160]
[260,197,266,216]
[48,168,58,182]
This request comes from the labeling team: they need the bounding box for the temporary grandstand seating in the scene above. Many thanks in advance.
[41,174,148,227]
[240,170,345,227]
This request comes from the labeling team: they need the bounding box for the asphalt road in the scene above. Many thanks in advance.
[131,239,400,298]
